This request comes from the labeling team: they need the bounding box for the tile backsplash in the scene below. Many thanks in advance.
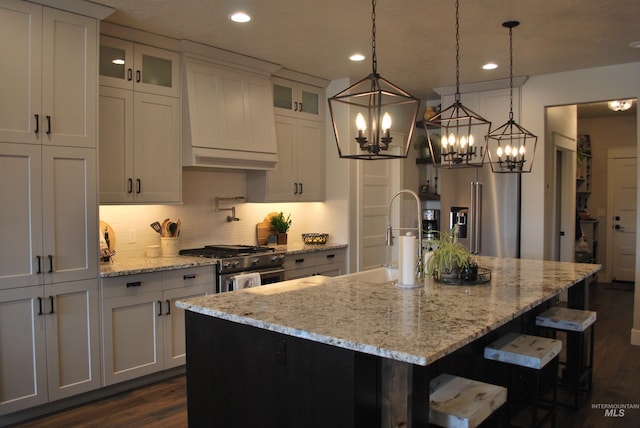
[100,169,348,259]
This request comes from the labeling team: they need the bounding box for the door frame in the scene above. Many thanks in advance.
[606,147,637,283]
[551,131,577,262]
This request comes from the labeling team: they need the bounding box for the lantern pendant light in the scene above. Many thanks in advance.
[328,0,420,160]
[486,21,538,173]
[425,0,491,168]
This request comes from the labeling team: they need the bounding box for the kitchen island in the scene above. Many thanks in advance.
[177,257,600,427]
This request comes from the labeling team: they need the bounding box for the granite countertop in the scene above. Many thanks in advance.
[99,256,217,278]
[177,256,600,366]
[99,243,347,277]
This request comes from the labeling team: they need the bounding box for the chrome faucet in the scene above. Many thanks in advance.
[386,189,424,278]
[215,196,245,222]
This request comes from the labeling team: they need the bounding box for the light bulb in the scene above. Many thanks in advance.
[356,113,367,131]
[441,135,448,148]
[381,112,391,131]
[460,136,467,148]
[519,145,525,155]
[448,133,456,147]
[505,145,512,156]
[497,146,503,157]
[468,135,474,146]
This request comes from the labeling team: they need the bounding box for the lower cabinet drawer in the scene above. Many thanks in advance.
[101,272,163,299]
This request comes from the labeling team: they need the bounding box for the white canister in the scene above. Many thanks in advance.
[160,237,180,257]
[146,245,161,258]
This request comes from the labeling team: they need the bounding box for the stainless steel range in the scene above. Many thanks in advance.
[179,245,285,292]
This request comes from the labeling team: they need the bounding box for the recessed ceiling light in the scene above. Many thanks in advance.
[482,62,498,70]
[350,53,365,62]
[629,40,640,48]
[230,12,251,23]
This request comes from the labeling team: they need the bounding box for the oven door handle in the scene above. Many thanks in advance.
[228,268,284,280]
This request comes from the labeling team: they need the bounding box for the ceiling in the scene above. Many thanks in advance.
[97,0,640,103]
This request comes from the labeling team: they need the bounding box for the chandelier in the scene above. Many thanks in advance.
[424,0,491,168]
[328,0,420,160]
[486,21,538,174]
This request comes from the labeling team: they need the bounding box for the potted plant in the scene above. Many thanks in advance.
[426,226,476,281]
[270,212,292,245]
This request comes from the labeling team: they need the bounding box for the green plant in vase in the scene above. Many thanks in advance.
[426,225,475,281]
[270,212,292,244]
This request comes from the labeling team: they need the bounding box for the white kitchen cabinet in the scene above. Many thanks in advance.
[284,248,346,280]
[99,86,181,203]
[0,279,100,416]
[182,57,278,169]
[101,266,214,385]
[0,143,98,290]
[0,1,97,148]
[247,115,325,202]
[99,35,180,98]
[272,77,324,123]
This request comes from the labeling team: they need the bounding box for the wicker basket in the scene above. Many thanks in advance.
[301,233,328,245]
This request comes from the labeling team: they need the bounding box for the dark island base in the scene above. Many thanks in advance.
[185,312,430,427]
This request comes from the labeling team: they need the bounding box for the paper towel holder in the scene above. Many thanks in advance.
[385,189,424,279]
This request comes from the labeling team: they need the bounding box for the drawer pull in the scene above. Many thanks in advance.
[126,281,141,288]
[326,254,335,260]
[295,258,305,264]
[183,274,197,280]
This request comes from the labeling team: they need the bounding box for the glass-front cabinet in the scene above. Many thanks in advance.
[99,35,180,98]
[272,77,323,122]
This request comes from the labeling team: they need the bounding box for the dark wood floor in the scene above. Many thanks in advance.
[12,282,640,427]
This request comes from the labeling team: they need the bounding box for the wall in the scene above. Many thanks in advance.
[521,61,640,345]
[100,169,348,259]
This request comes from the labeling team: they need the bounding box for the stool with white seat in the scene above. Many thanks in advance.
[429,373,508,428]
[484,333,561,428]
[535,306,596,408]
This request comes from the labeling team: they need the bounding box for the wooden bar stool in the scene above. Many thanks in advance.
[429,373,508,428]
[535,306,596,408]
[484,333,561,428]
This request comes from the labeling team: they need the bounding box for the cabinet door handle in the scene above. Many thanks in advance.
[127,68,133,81]
[48,255,53,273]
[165,299,171,315]
[183,274,196,280]
[294,101,298,112]
[136,179,141,194]
[34,114,40,135]
[126,281,141,288]
[37,297,43,315]
[157,300,163,316]
[127,178,133,194]
[136,70,141,83]
[298,182,303,195]
[293,182,298,195]
[36,255,42,274]
[46,115,51,135]
[49,295,55,314]
[299,102,303,112]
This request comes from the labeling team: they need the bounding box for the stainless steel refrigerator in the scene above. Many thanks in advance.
[439,165,521,257]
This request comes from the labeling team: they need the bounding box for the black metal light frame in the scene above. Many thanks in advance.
[328,0,420,160]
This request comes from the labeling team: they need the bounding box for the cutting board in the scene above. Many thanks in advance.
[256,212,279,245]
[100,220,116,252]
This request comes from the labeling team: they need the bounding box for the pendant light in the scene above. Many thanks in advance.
[425,0,491,168]
[486,21,538,173]
[328,0,420,160]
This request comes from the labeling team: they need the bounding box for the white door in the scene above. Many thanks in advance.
[359,159,400,271]
[608,153,637,282]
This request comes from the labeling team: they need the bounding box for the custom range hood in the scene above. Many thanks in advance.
[181,40,281,170]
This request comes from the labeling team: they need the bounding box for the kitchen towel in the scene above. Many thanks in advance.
[398,233,416,287]
[233,272,262,290]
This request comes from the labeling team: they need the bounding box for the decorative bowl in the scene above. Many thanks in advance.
[302,233,329,245]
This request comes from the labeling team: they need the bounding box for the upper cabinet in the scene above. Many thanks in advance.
[99,34,182,204]
[272,77,324,123]
[99,35,180,98]
[0,1,97,148]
